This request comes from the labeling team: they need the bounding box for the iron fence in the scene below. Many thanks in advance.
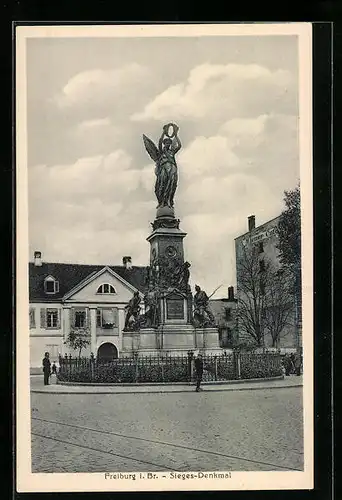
[57,351,282,384]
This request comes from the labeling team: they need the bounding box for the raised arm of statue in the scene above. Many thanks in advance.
[172,134,182,154]
[158,132,165,153]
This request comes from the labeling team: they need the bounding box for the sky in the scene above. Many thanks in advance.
[26,34,300,298]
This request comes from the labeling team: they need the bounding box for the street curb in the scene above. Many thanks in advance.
[31,382,302,395]
[56,375,284,387]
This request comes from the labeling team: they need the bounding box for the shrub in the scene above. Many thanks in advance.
[217,361,235,380]
[240,353,282,379]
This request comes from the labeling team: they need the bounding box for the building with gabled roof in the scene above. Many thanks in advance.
[29,251,148,370]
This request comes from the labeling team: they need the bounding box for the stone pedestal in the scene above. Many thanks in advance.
[122,325,222,357]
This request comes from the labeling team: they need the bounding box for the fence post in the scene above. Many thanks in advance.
[187,351,193,383]
[63,353,67,377]
[234,351,241,379]
[58,354,63,376]
[134,352,139,383]
[90,352,95,381]
[214,356,218,381]
[161,358,164,383]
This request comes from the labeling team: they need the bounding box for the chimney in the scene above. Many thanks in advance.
[123,256,132,270]
[248,215,255,232]
[228,286,234,301]
[34,251,42,267]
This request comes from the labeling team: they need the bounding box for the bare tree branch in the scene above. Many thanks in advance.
[237,244,295,347]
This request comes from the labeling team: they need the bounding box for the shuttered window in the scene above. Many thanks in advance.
[29,308,36,329]
[40,308,61,329]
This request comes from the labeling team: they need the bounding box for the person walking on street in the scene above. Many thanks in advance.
[283,354,294,376]
[194,353,204,392]
[42,352,51,386]
[294,351,302,376]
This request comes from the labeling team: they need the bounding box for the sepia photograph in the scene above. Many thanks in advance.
[16,23,313,492]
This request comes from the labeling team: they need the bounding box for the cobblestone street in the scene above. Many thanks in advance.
[30,380,303,473]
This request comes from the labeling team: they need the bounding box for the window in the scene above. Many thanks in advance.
[47,309,59,328]
[258,242,264,253]
[74,310,86,328]
[259,259,265,272]
[97,308,117,328]
[224,307,231,320]
[29,308,36,329]
[46,344,59,360]
[97,283,116,294]
[44,276,59,294]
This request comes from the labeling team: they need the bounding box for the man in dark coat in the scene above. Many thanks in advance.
[293,351,302,376]
[42,352,51,385]
[283,354,294,376]
[194,353,204,392]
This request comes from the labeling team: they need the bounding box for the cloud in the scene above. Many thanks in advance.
[131,63,295,123]
[77,117,111,130]
[178,136,240,180]
[55,64,152,112]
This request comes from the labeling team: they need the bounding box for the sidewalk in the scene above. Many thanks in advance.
[31,375,303,394]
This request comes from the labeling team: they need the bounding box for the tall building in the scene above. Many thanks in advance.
[29,251,148,371]
[235,215,298,350]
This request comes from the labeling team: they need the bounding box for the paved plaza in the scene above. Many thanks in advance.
[30,378,304,473]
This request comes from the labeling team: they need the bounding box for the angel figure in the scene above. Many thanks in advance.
[143,123,182,209]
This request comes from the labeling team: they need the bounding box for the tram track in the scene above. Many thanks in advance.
[31,416,302,472]
[32,431,178,471]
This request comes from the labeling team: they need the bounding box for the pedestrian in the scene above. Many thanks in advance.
[290,353,296,375]
[194,353,204,392]
[42,352,51,386]
[294,352,302,376]
[51,362,57,375]
[283,354,293,376]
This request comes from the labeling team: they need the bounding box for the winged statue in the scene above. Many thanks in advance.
[143,123,181,209]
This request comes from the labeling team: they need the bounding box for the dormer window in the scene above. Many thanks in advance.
[97,284,116,294]
[44,275,59,294]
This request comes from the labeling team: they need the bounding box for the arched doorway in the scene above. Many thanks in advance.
[97,343,118,362]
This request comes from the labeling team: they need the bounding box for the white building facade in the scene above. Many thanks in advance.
[29,252,147,371]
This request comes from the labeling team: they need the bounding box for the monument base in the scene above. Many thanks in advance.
[121,325,222,357]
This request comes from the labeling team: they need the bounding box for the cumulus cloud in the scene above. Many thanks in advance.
[55,63,152,111]
[178,136,240,180]
[131,63,295,122]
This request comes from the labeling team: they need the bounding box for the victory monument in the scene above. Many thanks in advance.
[122,123,221,356]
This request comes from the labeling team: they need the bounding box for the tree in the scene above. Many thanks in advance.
[237,245,294,348]
[277,185,302,349]
[64,329,90,358]
[277,184,301,273]
[236,244,269,346]
[263,268,294,347]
